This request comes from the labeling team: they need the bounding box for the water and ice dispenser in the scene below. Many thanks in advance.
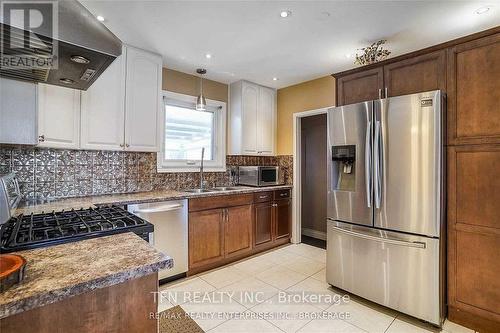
[331,145,356,191]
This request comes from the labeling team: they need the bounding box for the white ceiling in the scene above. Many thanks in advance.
[81,1,500,89]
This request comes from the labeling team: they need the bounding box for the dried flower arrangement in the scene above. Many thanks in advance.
[354,40,391,66]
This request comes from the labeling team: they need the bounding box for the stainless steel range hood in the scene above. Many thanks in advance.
[0,0,122,90]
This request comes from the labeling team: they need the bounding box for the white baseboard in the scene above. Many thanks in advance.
[301,228,327,241]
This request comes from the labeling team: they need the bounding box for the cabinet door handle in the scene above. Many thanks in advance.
[259,195,268,199]
[272,203,278,207]
[119,143,124,147]
[280,193,287,197]
[125,144,130,148]
[38,135,45,142]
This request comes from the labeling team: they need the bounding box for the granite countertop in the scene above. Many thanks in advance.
[0,233,172,319]
[14,185,293,216]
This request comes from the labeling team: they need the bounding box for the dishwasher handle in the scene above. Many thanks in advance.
[133,204,184,214]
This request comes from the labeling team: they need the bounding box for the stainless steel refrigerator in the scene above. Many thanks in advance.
[326,90,445,325]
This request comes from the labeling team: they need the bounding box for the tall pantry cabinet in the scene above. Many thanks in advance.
[333,27,500,333]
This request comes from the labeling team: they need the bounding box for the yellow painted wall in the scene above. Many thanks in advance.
[162,68,334,156]
[162,68,228,102]
[276,76,335,155]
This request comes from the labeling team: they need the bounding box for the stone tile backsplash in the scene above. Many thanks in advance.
[0,146,293,200]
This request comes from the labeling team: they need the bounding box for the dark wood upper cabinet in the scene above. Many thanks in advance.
[447,33,500,145]
[337,67,384,106]
[337,50,446,106]
[384,50,446,97]
[225,204,253,258]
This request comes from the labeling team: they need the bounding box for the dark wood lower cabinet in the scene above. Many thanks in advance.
[254,191,292,250]
[188,190,291,274]
[275,199,291,240]
[188,208,225,269]
[225,204,253,258]
[447,145,500,332]
[254,202,274,246]
[0,274,158,333]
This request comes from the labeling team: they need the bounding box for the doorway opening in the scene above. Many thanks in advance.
[292,107,330,249]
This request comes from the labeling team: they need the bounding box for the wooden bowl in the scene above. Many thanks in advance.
[0,254,26,292]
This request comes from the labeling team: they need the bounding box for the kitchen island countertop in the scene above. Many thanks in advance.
[0,233,172,319]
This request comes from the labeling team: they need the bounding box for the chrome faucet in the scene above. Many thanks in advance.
[199,147,205,190]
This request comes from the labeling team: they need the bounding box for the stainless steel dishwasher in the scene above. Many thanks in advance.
[128,199,188,281]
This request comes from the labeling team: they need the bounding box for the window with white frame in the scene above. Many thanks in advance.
[157,91,226,172]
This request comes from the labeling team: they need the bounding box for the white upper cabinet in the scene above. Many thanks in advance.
[124,46,162,152]
[80,45,162,152]
[257,86,276,155]
[230,80,276,156]
[80,53,126,151]
[38,83,81,149]
[0,78,38,145]
[241,81,259,154]
[3,45,161,152]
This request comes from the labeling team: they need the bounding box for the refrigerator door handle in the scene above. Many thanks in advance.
[374,120,382,209]
[330,225,426,249]
[365,120,372,207]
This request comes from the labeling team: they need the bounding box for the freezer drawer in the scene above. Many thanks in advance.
[326,220,442,325]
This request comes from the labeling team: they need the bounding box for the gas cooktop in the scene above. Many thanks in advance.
[0,206,153,253]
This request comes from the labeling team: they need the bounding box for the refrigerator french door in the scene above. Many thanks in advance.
[326,90,444,326]
[327,101,372,227]
[374,93,442,237]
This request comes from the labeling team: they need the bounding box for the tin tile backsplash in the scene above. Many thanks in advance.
[0,147,293,200]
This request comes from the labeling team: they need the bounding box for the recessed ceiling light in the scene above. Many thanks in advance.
[205,53,212,59]
[280,10,291,18]
[96,15,105,22]
[475,6,490,15]
[273,77,278,81]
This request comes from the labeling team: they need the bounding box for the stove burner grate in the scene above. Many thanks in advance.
[0,206,149,251]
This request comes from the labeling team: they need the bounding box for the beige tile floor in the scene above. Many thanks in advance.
[159,243,476,333]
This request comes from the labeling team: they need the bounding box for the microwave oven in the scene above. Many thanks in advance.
[238,166,280,187]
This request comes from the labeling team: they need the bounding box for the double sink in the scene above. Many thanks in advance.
[183,186,244,193]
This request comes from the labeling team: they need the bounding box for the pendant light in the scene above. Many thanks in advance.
[196,68,207,111]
